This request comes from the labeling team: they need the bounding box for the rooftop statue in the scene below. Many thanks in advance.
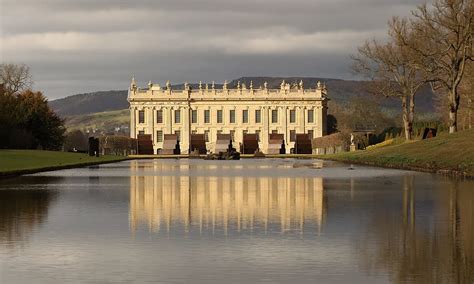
[223,80,228,90]
[148,80,153,88]
[264,81,268,90]
[212,81,215,90]
[299,80,304,90]
[237,81,241,90]
[250,81,253,90]
[199,81,203,90]
[166,80,171,90]
[317,81,322,89]
[130,76,137,91]
[281,80,286,90]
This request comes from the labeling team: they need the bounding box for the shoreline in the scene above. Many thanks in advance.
[0,158,130,179]
[1,155,469,179]
[129,153,472,178]
[0,150,130,179]
[316,156,472,179]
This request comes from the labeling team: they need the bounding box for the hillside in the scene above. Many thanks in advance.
[49,77,436,117]
[322,129,474,177]
[49,90,128,116]
[64,109,129,135]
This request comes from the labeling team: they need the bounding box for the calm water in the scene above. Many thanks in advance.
[0,159,473,284]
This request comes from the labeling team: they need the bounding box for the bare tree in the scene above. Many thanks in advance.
[460,62,474,129]
[407,0,473,133]
[352,18,425,140]
[0,63,33,95]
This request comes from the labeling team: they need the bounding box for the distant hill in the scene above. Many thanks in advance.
[49,77,436,117]
[49,90,128,116]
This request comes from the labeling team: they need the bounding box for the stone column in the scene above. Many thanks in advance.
[183,105,190,153]
[303,106,307,133]
[167,107,173,134]
[283,106,289,153]
[262,106,269,153]
[130,106,136,138]
[317,106,324,137]
[148,107,154,140]
[152,107,156,150]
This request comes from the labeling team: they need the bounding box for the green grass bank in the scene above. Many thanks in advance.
[0,150,129,178]
[320,129,474,177]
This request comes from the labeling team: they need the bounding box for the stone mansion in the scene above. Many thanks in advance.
[128,78,328,154]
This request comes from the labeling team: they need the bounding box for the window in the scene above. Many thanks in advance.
[230,110,236,123]
[157,130,163,142]
[290,130,296,142]
[271,109,278,123]
[204,130,209,142]
[290,110,296,123]
[204,110,210,123]
[255,110,261,123]
[308,110,314,123]
[217,110,223,123]
[308,130,314,139]
[230,130,235,141]
[242,110,249,123]
[157,110,163,123]
[175,110,181,123]
[256,130,261,142]
[191,110,197,124]
[175,130,181,141]
[138,110,145,124]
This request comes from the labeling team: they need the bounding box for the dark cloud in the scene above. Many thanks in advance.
[1,0,424,99]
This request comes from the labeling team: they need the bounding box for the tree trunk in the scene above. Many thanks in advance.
[401,96,412,140]
[407,92,415,140]
[469,97,472,129]
[448,90,460,134]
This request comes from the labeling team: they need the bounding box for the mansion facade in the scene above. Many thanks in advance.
[128,79,328,154]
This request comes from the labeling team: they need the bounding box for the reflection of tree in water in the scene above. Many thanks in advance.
[357,176,474,283]
[0,182,58,247]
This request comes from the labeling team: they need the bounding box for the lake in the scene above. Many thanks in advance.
[0,159,473,283]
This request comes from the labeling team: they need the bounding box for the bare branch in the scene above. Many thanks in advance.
[0,63,33,96]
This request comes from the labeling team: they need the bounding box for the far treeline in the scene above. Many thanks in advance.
[352,0,473,140]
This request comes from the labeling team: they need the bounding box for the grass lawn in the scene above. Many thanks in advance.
[0,150,128,177]
[321,128,474,177]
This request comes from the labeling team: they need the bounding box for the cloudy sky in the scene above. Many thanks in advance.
[1,0,424,99]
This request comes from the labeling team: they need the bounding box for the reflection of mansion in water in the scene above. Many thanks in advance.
[128,78,328,154]
[129,163,326,234]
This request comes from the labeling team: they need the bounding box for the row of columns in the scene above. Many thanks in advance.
[131,105,320,153]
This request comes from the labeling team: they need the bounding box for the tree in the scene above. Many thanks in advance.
[459,62,474,129]
[407,0,473,133]
[0,90,65,150]
[0,63,33,95]
[16,90,65,150]
[352,18,426,140]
